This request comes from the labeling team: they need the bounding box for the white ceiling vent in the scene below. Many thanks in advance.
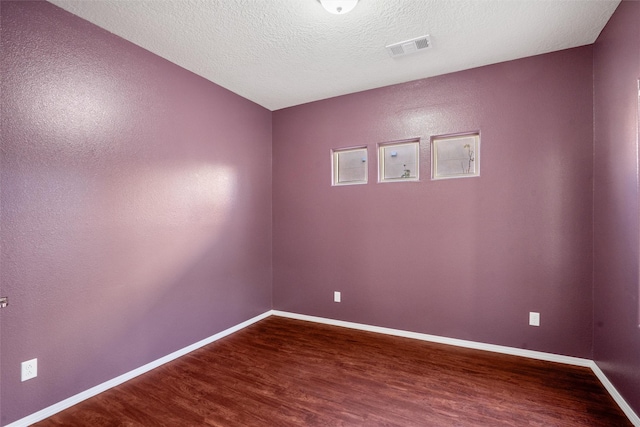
[386,35,432,58]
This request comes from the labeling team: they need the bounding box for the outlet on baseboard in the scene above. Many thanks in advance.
[529,312,540,327]
[334,291,341,303]
[21,358,37,382]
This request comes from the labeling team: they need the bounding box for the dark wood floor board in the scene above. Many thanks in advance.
[33,316,632,426]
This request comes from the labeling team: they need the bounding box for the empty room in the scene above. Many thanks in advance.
[1,0,639,425]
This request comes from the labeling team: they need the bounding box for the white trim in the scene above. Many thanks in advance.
[272,311,591,366]
[5,311,272,427]
[7,309,640,427]
[590,361,640,426]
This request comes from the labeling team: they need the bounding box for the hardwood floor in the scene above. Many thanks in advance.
[34,316,632,426]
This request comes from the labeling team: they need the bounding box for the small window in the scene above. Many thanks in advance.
[378,139,420,183]
[332,147,368,186]
[432,132,480,180]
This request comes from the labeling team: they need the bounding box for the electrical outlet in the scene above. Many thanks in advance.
[21,358,37,382]
[529,312,540,327]
[334,291,341,303]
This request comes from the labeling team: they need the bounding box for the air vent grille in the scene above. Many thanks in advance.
[386,35,432,58]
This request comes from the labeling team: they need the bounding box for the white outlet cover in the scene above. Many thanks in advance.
[529,312,540,327]
[21,358,38,382]
[334,291,341,303]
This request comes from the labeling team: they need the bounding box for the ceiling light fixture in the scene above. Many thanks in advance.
[318,0,359,15]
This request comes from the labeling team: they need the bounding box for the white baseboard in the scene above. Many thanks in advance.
[272,310,640,426]
[7,309,639,427]
[272,310,592,366]
[5,311,271,427]
[590,362,640,426]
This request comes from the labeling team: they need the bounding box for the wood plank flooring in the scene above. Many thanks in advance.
[34,316,632,426]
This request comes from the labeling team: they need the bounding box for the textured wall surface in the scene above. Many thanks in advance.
[0,1,272,424]
[273,46,595,359]
[593,0,640,414]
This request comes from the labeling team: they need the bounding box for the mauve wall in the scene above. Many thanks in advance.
[0,1,272,425]
[273,47,594,359]
[593,0,640,415]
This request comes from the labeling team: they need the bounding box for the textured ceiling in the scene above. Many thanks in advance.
[48,0,620,111]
